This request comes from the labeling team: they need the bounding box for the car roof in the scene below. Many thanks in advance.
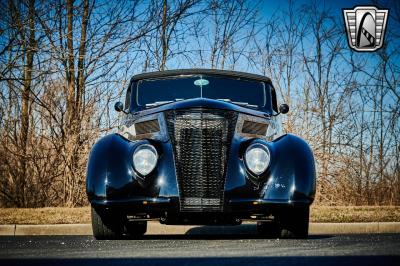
[130,69,272,83]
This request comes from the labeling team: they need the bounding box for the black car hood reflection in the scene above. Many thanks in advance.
[132,98,270,119]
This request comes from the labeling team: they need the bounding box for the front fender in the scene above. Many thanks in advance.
[261,134,316,203]
[225,133,316,205]
[86,134,179,202]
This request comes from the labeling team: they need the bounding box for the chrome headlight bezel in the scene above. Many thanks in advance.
[132,144,158,176]
[244,143,271,176]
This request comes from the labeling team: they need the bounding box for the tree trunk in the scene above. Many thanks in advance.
[160,0,168,71]
[63,0,90,207]
[66,0,76,135]
[76,0,89,119]
[18,0,36,207]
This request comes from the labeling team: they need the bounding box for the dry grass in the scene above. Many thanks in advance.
[0,207,91,224]
[310,206,400,223]
[0,206,399,224]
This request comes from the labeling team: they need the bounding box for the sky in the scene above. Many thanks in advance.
[261,0,395,18]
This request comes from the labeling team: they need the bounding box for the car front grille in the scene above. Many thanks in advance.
[165,109,237,212]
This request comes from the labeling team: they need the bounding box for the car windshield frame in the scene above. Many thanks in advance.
[134,75,268,110]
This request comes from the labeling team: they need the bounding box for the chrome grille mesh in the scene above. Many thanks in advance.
[242,120,268,135]
[134,119,160,135]
[165,109,237,212]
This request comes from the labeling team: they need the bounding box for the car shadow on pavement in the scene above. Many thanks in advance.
[140,234,333,240]
[139,224,333,240]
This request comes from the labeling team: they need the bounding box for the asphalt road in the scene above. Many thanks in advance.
[0,232,399,266]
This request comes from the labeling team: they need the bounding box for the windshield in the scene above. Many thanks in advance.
[136,75,268,109]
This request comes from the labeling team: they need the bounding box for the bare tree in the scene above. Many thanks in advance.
[205,0,260,70]
[142,0,201,71]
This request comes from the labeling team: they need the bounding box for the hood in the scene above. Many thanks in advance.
[130,98,270,120]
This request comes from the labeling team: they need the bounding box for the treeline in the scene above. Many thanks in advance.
[0,0,399,207]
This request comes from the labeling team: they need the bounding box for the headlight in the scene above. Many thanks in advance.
[244,144,270,175]
[133,144,158,176]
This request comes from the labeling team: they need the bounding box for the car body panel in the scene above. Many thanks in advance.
[86,69,316,224]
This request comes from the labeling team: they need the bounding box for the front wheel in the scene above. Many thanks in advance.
[91,207,124,240]
[278,206,310,239]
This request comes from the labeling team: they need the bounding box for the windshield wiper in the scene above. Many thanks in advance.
[216,99,258,108]
[145,99,185,108]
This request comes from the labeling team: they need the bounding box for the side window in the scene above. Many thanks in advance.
[124,84,131,111]
[270,85,278,113]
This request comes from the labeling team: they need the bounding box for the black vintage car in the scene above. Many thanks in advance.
[86,69,316,239]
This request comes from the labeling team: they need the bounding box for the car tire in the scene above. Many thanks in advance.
[257,220,280,238]
[278,206,309,239]
[125,221,147,237]
[91,207,124,240]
